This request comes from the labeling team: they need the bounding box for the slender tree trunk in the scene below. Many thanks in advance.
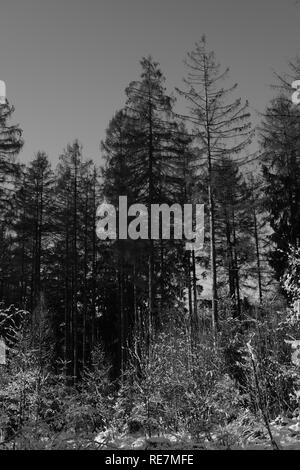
[91,167,97,347]
[72,147,78,382]
[20,204,27,306]
[118,257,125,378]
[204,58,218,336]
[159,239,164,326]
[38,173,43,294]
[253,205,263,304]
[191,249,198,340]
[64,197,70,380]
[148,244,153,358]
[208,169,218,333]
[231,208,241,317]
[225,206,235,303]
[82,187,88,369]
[147,90,154,360]
[133,260,139,349]
[249,177,263,304]
[187,253,194,338]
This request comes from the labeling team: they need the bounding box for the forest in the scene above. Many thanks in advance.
[1,37,300,450]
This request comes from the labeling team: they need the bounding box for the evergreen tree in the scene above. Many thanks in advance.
[0,99,23,303]
[213,156,255,315]
[12,152,55,310]
[260,93,300,281]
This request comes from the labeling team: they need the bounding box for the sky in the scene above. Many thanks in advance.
[1,0,300,166]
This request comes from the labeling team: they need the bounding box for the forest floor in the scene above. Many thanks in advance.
[2,415,300,450]
[94,415,300,450]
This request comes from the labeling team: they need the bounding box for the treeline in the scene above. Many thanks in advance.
[0,38,299,384]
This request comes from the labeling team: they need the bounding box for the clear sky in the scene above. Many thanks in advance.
[0,0,299,165]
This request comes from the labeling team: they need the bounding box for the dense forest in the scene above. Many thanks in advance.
[1,38,300,450]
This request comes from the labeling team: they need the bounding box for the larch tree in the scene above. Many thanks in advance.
[176,36,253,335]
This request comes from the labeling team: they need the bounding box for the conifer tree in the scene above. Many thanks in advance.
[0,99,23,303]
[177,37,253,334]
[124,56,188,353]
[260,93,300,281]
